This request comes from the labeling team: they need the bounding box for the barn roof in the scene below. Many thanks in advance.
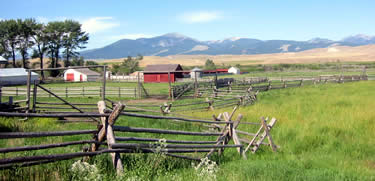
[0,56,7,64]
[191,67,202,72]
[144,64,182,72]
[73,68,100,76]
[0,68,38,77]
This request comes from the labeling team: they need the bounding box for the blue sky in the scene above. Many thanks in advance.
[1,0,374,49]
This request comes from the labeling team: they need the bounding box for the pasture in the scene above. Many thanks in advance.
[0,75,374,180]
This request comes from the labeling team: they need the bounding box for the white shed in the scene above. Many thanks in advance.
[0,56,7,64]
[190,67,203,78]
[0,68,39,86]
[228,67,240,74]
[64,68,100,82]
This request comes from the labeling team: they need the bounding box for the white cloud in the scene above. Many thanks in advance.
[36,16,68,24]
[36,17,49,24]
[81,17,119,34]
[36,16,119,34]
[180,11,221,23]
[110,33,156,40]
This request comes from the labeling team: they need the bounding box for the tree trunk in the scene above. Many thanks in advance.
[38,45,45,80]
[55,49,59,68]
[65,49,70,67]
[11,44,16,67]
[21,52,26,68]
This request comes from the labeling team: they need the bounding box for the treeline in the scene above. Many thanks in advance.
[0,18,89,78]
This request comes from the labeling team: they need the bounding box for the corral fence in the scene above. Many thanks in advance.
[0,103,278,176]
[0,86,137,98]
[174,74,370,100]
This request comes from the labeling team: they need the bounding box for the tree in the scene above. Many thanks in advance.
[17,18,37,68]
[0,20,11,61]
[111,56,140,74]
[120,57,139,74]
[31,21,48,79]
[71,56,84,66]
[136,54,143,60]
[62,20,88,67]
[0,19,19,67]
[205,59,216,70]
[45,21,65,68]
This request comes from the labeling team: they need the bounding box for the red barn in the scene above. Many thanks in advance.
[143,64,184,83]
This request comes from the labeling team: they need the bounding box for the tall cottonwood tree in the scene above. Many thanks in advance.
[45,21,65,69]
[31,22,48,79]
[17,19,37,68]
[62,20,89,67]
[0,20,19,67]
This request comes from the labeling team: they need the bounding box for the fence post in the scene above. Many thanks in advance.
[137,71,141,99]
[0,86,2,104]
[66,87,68,98]
[99,87,102,97]
[16,87,18,96]
[102,66,107,101]
[194,71,198,98]
[32,81,37,113]
[134,87,137,98]
[82,87,85,96]
[26,70,31,111]
[268,81,272,90]
[168,72,172,99]
[171,87,174,101]
[118,87,121,98]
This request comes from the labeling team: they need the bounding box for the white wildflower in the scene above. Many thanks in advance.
[194,157,218,181]
[71,160,102,181]
[153,138,168,154]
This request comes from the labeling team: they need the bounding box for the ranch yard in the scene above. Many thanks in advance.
[0,78,374,180]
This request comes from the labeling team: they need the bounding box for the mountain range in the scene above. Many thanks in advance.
[81,33,375,59]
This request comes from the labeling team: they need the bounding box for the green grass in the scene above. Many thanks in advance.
[1,81,375,180]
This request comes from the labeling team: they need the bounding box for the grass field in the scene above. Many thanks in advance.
[1,80,375,180]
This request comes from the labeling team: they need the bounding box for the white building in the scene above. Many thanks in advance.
[64,68,100,82]
[0,68,39,86]
[228,67,240,74]
[0,56,7,64]
[190,67,203,78]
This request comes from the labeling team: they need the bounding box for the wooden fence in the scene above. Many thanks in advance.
[0,86,138,98]
[0,103,278,175]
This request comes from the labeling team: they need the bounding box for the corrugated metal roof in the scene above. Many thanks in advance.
[0,56,6,61]
[0,68,38,77]
[191,67,202,71]
[73,68,101,76]
[144,64,182,72]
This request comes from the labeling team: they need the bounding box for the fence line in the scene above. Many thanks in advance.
[1,86,138,98]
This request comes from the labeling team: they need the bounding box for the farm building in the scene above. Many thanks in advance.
[202,68,229,75]
[0,68,39,86]
[0,56,7,64]
[228,67,240,74]
[143,64,183,83]
[190,67,203,78]
[64,68,100,82]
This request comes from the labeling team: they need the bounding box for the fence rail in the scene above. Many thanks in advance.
[0,103,263,174]
[1,86,138,98]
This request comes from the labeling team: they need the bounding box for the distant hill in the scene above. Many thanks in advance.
[100,44,375,67]
[81,33,375,59]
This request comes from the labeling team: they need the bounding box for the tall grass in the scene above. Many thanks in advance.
[1,81,375,180]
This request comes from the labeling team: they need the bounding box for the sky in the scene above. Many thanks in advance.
[1,0,374,50]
